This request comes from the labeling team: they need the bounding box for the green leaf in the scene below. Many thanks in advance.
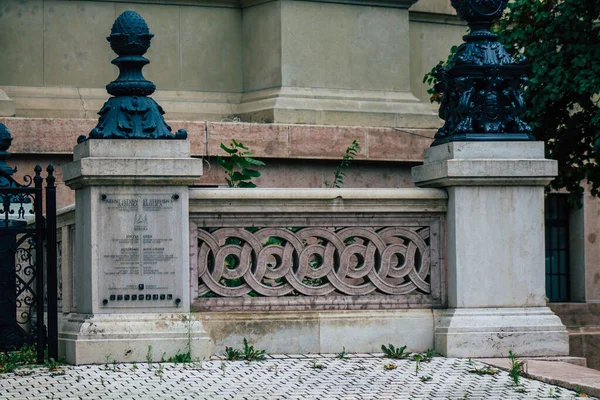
[220,143,237,154]
[237,181,257,188]
[216,156,233,172]
[242,168,261,178]
[245,158,266,166]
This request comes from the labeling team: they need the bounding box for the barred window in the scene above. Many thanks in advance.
[545,194,570,302]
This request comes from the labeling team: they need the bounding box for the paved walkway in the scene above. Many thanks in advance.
[0,354,597,399]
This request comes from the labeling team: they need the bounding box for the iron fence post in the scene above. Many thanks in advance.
[33,165,45,364]
[45,165,58,361]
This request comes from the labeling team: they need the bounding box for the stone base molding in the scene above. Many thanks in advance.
[2,85,440,128]
[60,313,213,364]
[237,87,440,128]
[198,309,434,355]
[434,308,570,358]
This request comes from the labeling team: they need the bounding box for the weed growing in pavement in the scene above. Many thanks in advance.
[169,351,192,364]
[45,358,61,372]
[160,352,167,363]
[420,375,433,383]
[336,347,347,360]
[242,338,266,361]
[0,345,37,373]
[575,385,589,397]
[413,353,423,375]
[423,348,437,361]
[508,350,525,386]
[220,361,226,376]
[154,364,165,381]
[225,346,243,360]
[146,346,153,368]
[467,365,500,376]
[310,360,325,370]
[381,344,410,359]
[225,338,265,361]
[383,363,397,370]
[131,362,138,371]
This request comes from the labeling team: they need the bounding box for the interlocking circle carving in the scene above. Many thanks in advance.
[197,227,431,297]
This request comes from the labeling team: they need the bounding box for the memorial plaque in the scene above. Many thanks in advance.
[97,191,184,311]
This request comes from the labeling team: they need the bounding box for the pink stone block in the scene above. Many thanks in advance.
[207,122,289,158]
[289,125,367,160]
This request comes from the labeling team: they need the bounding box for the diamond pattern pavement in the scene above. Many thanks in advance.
[0,355,595,399]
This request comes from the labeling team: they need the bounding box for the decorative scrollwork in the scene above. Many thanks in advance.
[431,0,535,145]
[197,227,431,297]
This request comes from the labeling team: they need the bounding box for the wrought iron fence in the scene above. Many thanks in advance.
[0,150,57,362]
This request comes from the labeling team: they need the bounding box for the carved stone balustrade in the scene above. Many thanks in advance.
[188,188,447,311]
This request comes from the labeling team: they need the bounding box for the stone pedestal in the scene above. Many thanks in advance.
[412,141,569,357]
[61,139,212,364]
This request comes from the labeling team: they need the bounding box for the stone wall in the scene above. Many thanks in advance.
[0,0,465,126]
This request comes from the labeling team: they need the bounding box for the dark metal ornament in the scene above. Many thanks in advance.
[431,0,534,146]
[81,11,187,141]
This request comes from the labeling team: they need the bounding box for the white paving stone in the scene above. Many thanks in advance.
[0,356,594,400]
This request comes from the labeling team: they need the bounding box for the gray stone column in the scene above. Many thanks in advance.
[412,141,569,357]
[60,139,212,364]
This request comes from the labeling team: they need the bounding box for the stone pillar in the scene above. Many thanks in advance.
[0,90,15,117]
[60,139,211,364]
[412,141,569,357]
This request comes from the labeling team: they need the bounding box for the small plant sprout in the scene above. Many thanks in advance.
[420,375,433,383]
[220,361,226,376]
[217,139,265,188]
[383,363,397,370]
[310,360,325,370]
[225,346,243,361]
[508,350,525,386]
[324,140,360,188]
[381,344,411,359]
[575,386,588,397]
[146,345,153,368]
[424,348,437,361]
[45,358,60,372]
[336,347,347,360]
[154,364,165,381]
[242,338,266,361]
[131,362,138,371]
[413,353,423,375]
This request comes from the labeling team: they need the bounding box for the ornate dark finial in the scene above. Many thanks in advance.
[82,10,187,141]
[0,124,17,176]
[431,0,535,146]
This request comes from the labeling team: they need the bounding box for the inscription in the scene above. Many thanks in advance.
[98,193,181,309]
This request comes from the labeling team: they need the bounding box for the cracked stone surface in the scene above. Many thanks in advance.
[0,355,595,399]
